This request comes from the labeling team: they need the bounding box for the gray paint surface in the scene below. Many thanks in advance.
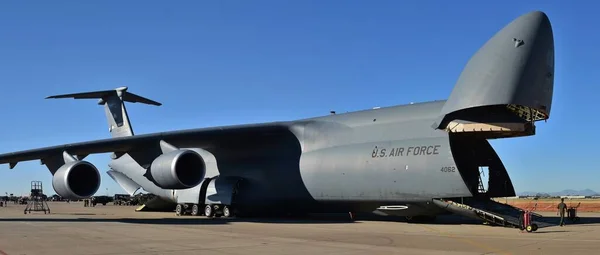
[439,11,554,125]
[0,11,556,217]
[106,170,141,196]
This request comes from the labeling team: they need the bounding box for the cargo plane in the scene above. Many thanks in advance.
[0,11,555,228]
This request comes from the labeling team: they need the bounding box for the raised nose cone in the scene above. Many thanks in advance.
[439,11,554,127]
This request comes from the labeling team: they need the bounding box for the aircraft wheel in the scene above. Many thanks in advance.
[204,204,215,217]
[175,204,183,216]
[526,225,533,232]
[531,224,538,232]
[223,206,233,217]
[191,204,199,216]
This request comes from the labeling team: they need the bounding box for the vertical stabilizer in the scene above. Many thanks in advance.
[101,87,134,137]
[46,86,161,138]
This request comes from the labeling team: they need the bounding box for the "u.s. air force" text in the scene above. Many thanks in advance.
[371,145,440,158]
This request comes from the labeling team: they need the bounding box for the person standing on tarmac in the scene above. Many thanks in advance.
[557,198,567,226]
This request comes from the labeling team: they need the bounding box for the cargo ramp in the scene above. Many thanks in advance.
[432,198,553,229]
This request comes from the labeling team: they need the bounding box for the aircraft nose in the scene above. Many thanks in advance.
[510,11,553,50]
[517,11,550,25]
[509,10,554,116]
[439,10,555,124]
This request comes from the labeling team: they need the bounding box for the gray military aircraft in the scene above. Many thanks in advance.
[0,10,554,226]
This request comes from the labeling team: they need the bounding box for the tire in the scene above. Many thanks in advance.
[175,204,183,216]
[191,204,199,216]
[223,206,232,217]
[531,224,538,232]
[526,225,533,232]
[204,204,214,217]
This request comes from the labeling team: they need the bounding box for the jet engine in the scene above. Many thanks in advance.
[150,149,206,189]
[52,160,101,200]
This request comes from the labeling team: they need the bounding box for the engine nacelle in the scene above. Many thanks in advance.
[150,149,206,189]
[52,160,101,200]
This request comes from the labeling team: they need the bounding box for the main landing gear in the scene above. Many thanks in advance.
[175,203,235,218]
[204,204,234,218]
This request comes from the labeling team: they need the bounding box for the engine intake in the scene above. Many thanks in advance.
[52,161,101,200]
[150,149,206,189]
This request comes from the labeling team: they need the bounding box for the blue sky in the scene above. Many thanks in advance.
[0,0,597,196]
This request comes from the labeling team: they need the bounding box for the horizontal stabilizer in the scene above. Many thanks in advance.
[46,86,161,106]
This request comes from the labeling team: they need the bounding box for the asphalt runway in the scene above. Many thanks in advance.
[0,202,599,255]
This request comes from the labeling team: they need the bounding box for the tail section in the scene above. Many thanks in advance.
[46,86,161,138]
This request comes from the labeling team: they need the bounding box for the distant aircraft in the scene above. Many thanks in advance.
[0,11,554,226]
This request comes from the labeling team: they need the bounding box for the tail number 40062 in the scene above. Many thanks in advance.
[440,166,456,173]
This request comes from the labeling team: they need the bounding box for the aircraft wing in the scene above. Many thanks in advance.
[0,121,293,169]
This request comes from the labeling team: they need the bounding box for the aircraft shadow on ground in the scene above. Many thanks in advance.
[0,215,358,225]
[0,215,471,226]
[356,214,483,225]
[0,212,480,226]
[1,214,599,226]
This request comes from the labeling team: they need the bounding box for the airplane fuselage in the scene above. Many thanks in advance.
[110,100,509,215]
[296,100,472,203]
[0,10,553,220]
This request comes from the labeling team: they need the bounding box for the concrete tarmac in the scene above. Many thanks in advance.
[1,202,599,255]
